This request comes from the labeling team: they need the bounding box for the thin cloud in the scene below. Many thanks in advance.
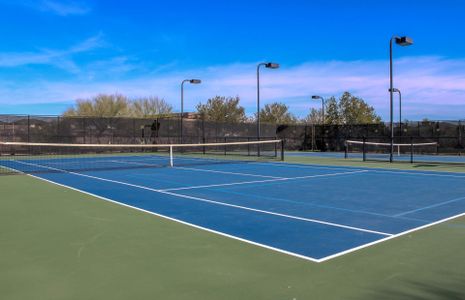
[41,0,90,16]
[7,0,92,16]
[0,56,464,120]
[0,34,105,72]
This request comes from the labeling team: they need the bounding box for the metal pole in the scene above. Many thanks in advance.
[389,37,395,163]
[257,63,265,156]
[362,137,366,162]
[410,137,414,163]
[27,115,30,143]
[321,98,325,124]
[180,80,186,144]
[344,141,348,159]
[399,90,402,138]
[257,64,263,142]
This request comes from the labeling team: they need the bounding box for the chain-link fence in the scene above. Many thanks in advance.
[1,114,464,155]
[277,121,465,154]
[0,114,278,145]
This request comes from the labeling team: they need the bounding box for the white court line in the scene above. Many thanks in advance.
[369,169,465,179]
[254,161,365,171]
[162,170,369,191]
[110,160,164,167]
[260,161,465,178]
[173,166,285,179]
[160,190,392,236]
[318,210,465,262]
[111,159,285,179]
[106,155,465,179]
[393,196,465,217]
[12,160,388,237]
[13,169,321,263]
[8,160,465,263]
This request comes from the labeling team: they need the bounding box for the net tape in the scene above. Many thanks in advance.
[0,139,283,174]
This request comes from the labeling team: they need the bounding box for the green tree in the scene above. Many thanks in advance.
[321,93,380,125]
[63,94,133,143]
[302,108,323,124]
[130,97,173,118]
[338,92,381,124]
[258,102,297,124]
[196,96,246,122]
[325,96,340,125]
[64,94,130,117]
[421,118,430,125]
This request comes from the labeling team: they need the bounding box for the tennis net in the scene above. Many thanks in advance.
[345,139,439,163]
[0,139,284,175]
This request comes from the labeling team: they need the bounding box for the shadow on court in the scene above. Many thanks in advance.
[362,272,465,300]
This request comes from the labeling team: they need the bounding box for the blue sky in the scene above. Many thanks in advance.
[0,0,464,120]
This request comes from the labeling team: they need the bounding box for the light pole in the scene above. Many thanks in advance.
[180,79,201,143]
[389,88,402,137]
[311,95,325,124]
[389,36,413,162]
[257,62,280,143]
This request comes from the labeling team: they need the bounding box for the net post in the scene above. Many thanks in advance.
[274,137,278,157]
[247,137,250,156]
[169,145,174,167]
[27,115,30,143]
[280,139,285,161]
[303,125,307,151]
[410,137,414,163]
[202,134,206,154]
[224,137,227,155]
[362,137,366,162]
[257,136,261,157]
[344,141,348,159]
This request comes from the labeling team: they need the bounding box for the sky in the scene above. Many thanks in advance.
[0,0,464,120]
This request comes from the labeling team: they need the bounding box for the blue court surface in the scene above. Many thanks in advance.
[287,151,465,164]
[3,155,465,262]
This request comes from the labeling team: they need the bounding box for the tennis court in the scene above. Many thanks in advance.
[287,150,465,164]
[2,141,465,262]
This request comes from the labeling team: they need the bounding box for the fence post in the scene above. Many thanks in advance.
[303,124,307,151]
[27,115,30,142]
[281,139,285,161]
[56,116,60,143]
[362,137,366,162]
[458,120,463,149]
[410,136,414,163]
[274,137,278,157]
[82,118,86,144]
[133,118,136,144]
[344,140,348,159]
[202,116,206,144]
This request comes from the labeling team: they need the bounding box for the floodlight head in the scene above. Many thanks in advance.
[312,95,322,100]
[189,79,202,84]
[265,62,280,69]
[389,88,400,93]
[395,36,413,47]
